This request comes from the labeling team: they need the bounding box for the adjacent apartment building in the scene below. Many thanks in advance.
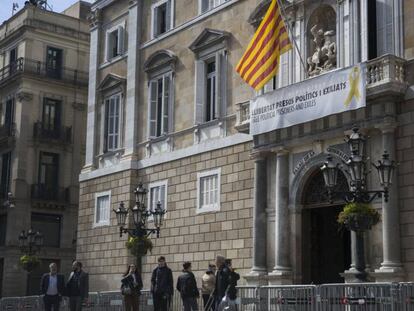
[79,0,414,291]
[0,1,90,296]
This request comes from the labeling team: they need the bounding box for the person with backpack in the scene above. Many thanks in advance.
[121,264,143,311]
[177,261,199,311]
[201,264,216,311]
[151,256,174,311]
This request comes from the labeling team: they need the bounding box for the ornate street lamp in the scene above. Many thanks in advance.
[113,183,166,239]
[321,126,396,282]
[19,229,44,256]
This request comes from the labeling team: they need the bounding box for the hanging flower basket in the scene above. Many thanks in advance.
[338,203,381,232]
[125,236,153,257]
[20,255,40,272]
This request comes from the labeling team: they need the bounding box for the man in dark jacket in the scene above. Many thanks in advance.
[40,262,65,311]
[66,261,89,311]
[151,256,173,311]
[214,255,230,307]
[177,262,199,311]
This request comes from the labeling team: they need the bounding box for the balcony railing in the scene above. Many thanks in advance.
[31,184,69,203]
[33,122,72,144]
[235,54,407,132]
[0,58,88,86]
[0,123,15,139]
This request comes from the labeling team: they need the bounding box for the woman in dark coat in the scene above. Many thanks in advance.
[121,264,143,311]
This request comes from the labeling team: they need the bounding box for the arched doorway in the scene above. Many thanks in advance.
[301,169,351,284]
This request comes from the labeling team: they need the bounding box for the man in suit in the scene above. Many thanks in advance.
[40,262,65,311]
[66,261,89,311]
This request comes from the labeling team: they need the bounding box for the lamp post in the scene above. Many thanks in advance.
[19,229,44,256]
[113,183,165,264]
[321,126,396,282]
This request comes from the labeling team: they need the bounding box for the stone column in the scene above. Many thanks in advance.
[123,0,141,158]
[268,150,292,284]
[375,125,404,281]
[245,152,268,285]
[83,10,101,172]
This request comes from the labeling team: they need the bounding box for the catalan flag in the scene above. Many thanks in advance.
[236,0,292,91]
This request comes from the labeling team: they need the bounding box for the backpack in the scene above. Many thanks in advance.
[180,274,193,297]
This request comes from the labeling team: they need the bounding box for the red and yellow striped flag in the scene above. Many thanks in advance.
[236,0,292,91]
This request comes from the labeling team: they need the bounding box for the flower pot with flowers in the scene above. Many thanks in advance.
[20,255,40,272]
[125,236,153,257]
[337,203,381,232]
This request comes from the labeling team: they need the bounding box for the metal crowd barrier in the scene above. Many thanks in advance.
[1,283,414,311]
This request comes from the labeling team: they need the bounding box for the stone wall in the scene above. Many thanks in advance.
[77,142,254,291]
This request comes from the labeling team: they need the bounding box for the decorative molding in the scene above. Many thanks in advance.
[88,9,101,29]
[144,50,177,74]
[72,102,87,111]
[189,28,230,55]
[16,91,33,102]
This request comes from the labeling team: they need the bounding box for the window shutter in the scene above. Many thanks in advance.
[162,75,171,134]
[376,0,393,56]
[201,0,208,13]
[117,26,124,55]
[153,6,159,37]
[280,52,289,87]
[114,95,120,149]
[160,185,166,211]
[215,51,227,119]
[104,99,109,152]
[105,32,111,61]
[149,80,158,138]
[195,60,206,124]
[166,0,172,31]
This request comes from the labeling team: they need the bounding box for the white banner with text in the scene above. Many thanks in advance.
[250,64,366,135]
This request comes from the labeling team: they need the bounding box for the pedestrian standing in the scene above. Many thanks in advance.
[66,261,89,311]
[151,256,174,311]
[201,264,216,311]
[121,264,143,311]
[214,255,230,308]
[40,262,65,311]
[177,262,199,311]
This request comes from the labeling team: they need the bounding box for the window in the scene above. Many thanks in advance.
[38,152,59,189]
[197,168,221,213]
[31,213,61,247]
[0,153,11,199]
[104,93,121,152]
[9,47,17,75]
[195,52,227,124]
[200,0,228,13]
[42,98,61,132]
[148,73,172,138]
[94,191,111,227]
[0,214,6,246]
[2,98,14,133]
[46,47,63,79]
[105,25,124,61]
[152,0,173,38]
[148,180,168,216]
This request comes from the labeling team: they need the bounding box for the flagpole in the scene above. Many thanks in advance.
[276,0,308,77]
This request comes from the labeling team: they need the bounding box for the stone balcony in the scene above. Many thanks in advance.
[235,54,408,133]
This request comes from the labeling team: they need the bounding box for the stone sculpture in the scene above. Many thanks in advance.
[307,25,337,76]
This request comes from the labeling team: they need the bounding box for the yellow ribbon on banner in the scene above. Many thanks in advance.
[344,66,361,107]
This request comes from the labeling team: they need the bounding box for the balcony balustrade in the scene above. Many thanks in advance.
[0,57,88,87]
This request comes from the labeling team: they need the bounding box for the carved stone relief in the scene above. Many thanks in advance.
[306,5,337,76]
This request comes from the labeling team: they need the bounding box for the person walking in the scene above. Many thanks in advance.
[121,264,143,311]
[177,262,199,311]
[214,255,230,308]
[151,256,173,311]
[201,264,216,311]
[40,262,65,311]
[66,261,89,311]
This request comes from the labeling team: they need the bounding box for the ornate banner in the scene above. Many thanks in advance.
[249,64,366,135]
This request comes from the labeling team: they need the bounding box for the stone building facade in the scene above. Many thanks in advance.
[0,2,90,297]
[78,0,258,290]
[79,0,414,292]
